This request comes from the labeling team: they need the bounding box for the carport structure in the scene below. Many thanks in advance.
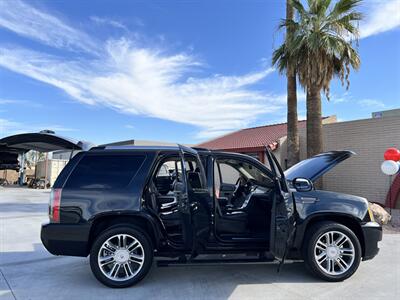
[0,131,93,185]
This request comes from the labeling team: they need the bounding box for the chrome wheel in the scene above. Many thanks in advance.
[98,234,145,281]
[314,230,355,276]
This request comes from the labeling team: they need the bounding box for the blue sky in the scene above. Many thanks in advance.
[0,0,399,145]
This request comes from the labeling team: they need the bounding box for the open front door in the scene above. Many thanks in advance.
[178,145,211,254]
[265,149,296,260]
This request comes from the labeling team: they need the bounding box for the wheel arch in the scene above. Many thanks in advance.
[295,213,365,258]
[87,212,164,253]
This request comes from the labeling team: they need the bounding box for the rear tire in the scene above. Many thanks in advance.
[90,225,153,288]
[303,222,361,282]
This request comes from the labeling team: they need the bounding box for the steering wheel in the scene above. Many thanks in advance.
[234,176,245,191]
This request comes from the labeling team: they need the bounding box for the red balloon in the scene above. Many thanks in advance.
[384,148,400,161]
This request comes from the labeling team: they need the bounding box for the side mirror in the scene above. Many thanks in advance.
[293,177,313,192]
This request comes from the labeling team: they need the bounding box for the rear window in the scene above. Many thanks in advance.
[53,152,84,188]
[64,154,146,189]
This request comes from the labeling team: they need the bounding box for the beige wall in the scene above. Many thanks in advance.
[321,116,400,204]
[273,115,337,169]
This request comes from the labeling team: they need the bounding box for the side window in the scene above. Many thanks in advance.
[53,152,83,188]
[219,162,241,185]
[64,154,145,189]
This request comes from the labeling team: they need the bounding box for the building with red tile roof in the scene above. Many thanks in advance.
[197,116,336,166]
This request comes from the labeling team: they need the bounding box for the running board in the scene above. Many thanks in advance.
[157,257,276,267]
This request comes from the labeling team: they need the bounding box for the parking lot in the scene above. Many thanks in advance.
[0,187,399,300]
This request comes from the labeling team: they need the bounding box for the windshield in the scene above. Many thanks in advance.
[222,159,272,184]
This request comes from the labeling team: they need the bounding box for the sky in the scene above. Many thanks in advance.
[0,0,399,145]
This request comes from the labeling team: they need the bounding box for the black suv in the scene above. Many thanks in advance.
[41,145,382,288]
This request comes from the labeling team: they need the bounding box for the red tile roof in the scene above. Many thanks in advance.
[197,120,308,151]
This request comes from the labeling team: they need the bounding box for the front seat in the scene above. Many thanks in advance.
[215,188,248,234]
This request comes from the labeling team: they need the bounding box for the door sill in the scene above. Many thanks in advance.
[156,256,275,267]
[218,233,269,243]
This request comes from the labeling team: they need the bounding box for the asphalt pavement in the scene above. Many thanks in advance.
[0,187,399,300]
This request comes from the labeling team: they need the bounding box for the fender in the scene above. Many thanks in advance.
[292,211,364,251]
[291,190,369,252]
[88,209,167,248]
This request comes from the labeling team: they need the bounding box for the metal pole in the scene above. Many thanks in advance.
[18,152,26,186]
[389,175,392,216]
[69,149,74,161]
[44,152,48,188]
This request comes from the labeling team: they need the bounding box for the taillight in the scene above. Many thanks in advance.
[49,188,62,223]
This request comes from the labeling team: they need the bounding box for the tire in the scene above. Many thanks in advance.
[303,221,362,282]
[90,225,153,288]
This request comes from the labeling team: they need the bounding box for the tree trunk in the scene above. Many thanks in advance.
[287,74,299,168]
[307,86,323,189]
[306,86,323,158]
[286,0,299,169]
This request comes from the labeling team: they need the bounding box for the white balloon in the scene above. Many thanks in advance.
[381,160,400,175]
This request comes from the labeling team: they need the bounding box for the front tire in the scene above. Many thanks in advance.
[303,222,362,282]
[90,226,153,288]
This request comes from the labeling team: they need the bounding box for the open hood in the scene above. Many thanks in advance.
[0,132,93,152]
[284,150,355,182]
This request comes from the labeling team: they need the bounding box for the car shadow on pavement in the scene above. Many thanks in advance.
[1,246,325,300]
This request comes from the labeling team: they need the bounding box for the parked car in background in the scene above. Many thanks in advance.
[41,145,382,288]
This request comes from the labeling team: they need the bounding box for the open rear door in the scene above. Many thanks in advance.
[178,145,211,255]
[265,148,296,261]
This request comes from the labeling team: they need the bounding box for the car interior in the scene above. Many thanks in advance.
[213,158,275,243]
[145,154,205,244]
[144,153,276,246]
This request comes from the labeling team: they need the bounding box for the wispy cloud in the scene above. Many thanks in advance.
[330,92,350,104]
[0,1,284,139]
[0,98,43,108]
[0,118,75,136]
[358,99,386,109]
[90,16,128,31]
[0,0,98,54]
[360,0,400,39]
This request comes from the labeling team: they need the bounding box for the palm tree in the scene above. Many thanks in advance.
[286,0,300,168]
[273,2,300,169]
[273,0,361,157]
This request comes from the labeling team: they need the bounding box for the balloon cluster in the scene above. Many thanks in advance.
[381,148,400,175]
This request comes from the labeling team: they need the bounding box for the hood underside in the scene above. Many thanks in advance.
[284,150,355,182]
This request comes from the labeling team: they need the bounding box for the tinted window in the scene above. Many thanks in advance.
[53,152,84,188]
[65,154,146,189]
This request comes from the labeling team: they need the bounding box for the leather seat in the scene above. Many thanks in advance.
[215,195,248,233]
